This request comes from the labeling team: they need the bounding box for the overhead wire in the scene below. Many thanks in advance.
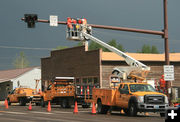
[0,45,52,51]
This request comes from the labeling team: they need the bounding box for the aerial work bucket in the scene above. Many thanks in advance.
[66,17,92,41]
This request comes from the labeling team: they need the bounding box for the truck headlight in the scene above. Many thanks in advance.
[137,96,144,103]
[165,96,169,104]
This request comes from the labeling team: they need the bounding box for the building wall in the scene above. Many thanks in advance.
[41,46,101,89]
[12,68,41,90]
[0,81,12,100]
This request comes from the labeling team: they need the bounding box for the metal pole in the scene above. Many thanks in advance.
[164,0,170,65]
[163,0,171,104]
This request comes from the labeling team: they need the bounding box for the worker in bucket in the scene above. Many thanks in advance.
[67,17,73,37]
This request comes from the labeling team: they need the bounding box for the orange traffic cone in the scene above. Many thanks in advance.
[28,101,32,110]
[91,102,96,115]
[47,101,51,112]
[73,101,78,114]
[120,109,124,114]
[4,99,8,109]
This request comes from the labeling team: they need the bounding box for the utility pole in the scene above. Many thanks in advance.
[163,0,171,103]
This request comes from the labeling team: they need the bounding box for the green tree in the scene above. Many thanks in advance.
[88,41,105,51]
[53,46,68,50]
[104,39,117,52]
[138,44,159,54]
[88,39,125,52]
[76,41,83,46]
[13,52,30,69]
[117,43,125,52]
[151,45,159,54]
[141,44,151,53]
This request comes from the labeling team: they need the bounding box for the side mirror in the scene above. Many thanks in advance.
[47,87,51,90]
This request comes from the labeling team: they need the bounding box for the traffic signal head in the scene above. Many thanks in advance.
[24,14,38,28]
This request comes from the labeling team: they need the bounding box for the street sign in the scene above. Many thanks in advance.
[49,15,58,27]
[164,65,174,81]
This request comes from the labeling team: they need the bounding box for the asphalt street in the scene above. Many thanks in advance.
[0,103,165,122]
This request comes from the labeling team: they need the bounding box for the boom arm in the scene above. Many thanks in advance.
[82,32,150,71]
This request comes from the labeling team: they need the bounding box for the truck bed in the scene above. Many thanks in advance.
[92,88,116,106]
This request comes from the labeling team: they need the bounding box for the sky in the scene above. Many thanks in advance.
[0,0,180,70]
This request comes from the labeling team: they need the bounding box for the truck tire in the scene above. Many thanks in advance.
[97,100,109,114]
[19,98,26,106]
[7,98,11,106]
[40,98,46,107]
[61,99,71,108]
[128,102,137,116]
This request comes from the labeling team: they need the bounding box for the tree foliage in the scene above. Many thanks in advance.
[53,46,68,50]
[138,44,159,54]
[13,52,30,69]
[88,39,125,52]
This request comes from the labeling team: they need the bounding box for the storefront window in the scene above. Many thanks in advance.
[88,78,93,85]
[83,78,87,84]
[76,78,80,84]
[94,77,98,84]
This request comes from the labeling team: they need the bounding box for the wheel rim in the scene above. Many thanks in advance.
[41,98,44,106]
[130,104,134,113]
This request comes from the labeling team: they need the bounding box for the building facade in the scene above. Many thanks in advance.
[41,46,180,99]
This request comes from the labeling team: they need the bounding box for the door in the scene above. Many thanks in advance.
[116,84,131,108]
[45,84,53,101]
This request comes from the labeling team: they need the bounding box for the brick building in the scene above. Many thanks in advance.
[41,46,180,99]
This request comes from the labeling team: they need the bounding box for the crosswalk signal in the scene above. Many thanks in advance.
[24,14,38,28]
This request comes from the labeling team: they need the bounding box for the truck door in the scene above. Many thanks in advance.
[120,84,131,108]
[115,84,123,106]
[46,84,53,101]
[116,84,131,108]
[9,89,18,102]
[8,89,15,102]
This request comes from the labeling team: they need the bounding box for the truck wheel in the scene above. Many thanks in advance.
[7,98,11,106]
[61,99,70,108]
[40,98,46,107]
[97,100,108,114]
[128,103,137,116]
[19,98,26,106]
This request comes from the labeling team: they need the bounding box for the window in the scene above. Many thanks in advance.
[94,77,98,84]
[129,84,156,92]
[76,78,80,84]
[47,85,52,90]
[123,84,128,91]
[83,78,87,84]
[88,78,93,85]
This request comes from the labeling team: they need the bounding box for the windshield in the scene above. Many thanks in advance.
[130,84,156,92]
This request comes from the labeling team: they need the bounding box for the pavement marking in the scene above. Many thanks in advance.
[53,111,72,114]
[53,110,90,114]
[30,111,53,114]
[4,111,27,115]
